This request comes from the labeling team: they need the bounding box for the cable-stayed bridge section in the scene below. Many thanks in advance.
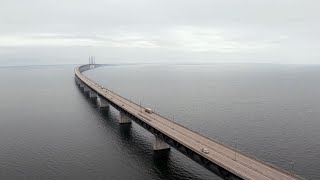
[75,64,303,180]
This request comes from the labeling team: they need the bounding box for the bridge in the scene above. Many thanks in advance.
[75,64,303,180]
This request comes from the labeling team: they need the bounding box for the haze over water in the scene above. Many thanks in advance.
[0,64,319,179]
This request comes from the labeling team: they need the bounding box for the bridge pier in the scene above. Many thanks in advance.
[83,86,90,92]
[75,78,80,85]
[97,96,109,108]
[89,91,97,99]
[119,111,131,124]
[153,136,170,151]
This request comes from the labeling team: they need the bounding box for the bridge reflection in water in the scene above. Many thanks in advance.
[75,64,304,180]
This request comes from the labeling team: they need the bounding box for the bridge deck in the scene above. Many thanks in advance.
[75,65,303,180]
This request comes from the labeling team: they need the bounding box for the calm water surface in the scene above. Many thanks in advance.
[0,64,319,179]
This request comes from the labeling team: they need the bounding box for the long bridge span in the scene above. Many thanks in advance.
[75,64,303,180]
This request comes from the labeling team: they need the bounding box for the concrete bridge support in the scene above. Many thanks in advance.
[119,111,131,124]
[83,86,90,92]
[153,136,170,151]
[89,91,97,99]
[97,96,109,108]
[75,78,80,85]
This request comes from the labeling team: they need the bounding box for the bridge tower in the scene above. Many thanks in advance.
[89,56,95,69]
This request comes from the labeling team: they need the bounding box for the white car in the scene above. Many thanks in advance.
[145,108,153,114]
[201,148,209,154]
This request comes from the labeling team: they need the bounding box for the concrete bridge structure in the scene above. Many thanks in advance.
[75,64,304,180]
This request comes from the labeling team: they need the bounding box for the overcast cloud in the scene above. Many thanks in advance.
[0,0,319,65]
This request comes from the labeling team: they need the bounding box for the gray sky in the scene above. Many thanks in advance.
[1,0,319,65]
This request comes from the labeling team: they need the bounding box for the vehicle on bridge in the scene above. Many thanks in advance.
[201,148,209,154]
[145,108,153,114]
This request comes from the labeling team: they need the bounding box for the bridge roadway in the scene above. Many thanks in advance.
[75,64,303,180]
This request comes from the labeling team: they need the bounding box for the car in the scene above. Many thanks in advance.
[145,108,153,114]
[201,148,209,154]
